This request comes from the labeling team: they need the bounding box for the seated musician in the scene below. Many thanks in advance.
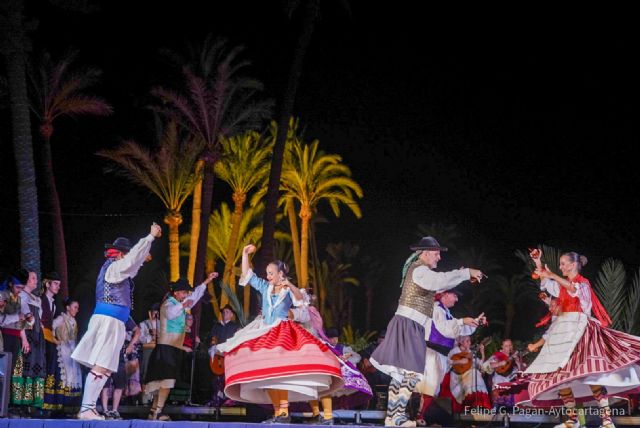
[207,304,240,407]
[483,338,525,408]
[448,335,491,411]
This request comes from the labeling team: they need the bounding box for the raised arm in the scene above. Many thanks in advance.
[241,244,256,280]
[105,223,162,283]
[183,272,219,309]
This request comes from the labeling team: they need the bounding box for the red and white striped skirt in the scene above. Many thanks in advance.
[528,318,640,406]
[223,320,343,404]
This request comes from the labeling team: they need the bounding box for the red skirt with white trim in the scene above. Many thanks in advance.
[223,320,343,404]
[528,318,640,406]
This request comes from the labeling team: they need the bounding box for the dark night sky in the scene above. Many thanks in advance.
[1,2,639,331]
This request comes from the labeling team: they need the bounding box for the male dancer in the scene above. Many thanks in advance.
[370,236,484,427]
[72,223,161,420]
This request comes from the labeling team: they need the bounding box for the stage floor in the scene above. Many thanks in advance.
[2,405,640,427]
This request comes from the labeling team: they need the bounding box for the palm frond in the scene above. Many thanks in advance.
[593,258,627,330]
[218,282,247,326]
[627,268,640,335]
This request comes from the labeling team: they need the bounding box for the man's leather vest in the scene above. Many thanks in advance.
[398,260,435,317]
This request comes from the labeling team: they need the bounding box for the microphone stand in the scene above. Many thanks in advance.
[186,341,201,407]
[470,346,479,409]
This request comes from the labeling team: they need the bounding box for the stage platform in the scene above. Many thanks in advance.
[3,408,640,427]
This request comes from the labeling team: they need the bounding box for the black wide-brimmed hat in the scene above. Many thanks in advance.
[43,271,61,281]
[169,278,192,292]
[105,237,132,252]
[409,236,448,252]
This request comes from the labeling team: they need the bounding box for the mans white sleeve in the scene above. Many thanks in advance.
[432,305,474,339]
[184,283,208,309]
[344,346,361,364]
[412,266,470,291]
[105,234,155,283]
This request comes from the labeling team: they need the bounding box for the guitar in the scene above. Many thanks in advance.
[209,336,224,375]
[450,351,473,375]
[495,350,529,375]
[209,354,224,375]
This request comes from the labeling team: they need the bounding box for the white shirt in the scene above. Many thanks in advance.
[425,302,475,343]
[165,283,208,319]
[541,278,592,315]
[105,234,155,284]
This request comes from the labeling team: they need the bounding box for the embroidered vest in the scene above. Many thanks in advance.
[398,260,436,317]
[96,258,135,308]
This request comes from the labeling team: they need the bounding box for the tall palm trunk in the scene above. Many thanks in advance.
[4,0,41,275]
[164,211,183,281]
[40,130,68,297]
[193,155,217,337]
[286,199,302,282]
[258,0,320,272]
[309,221,326,319]
[221,191,246,307]
[299,205,312,288]
[194,159,216,283]
[188,160,204,285]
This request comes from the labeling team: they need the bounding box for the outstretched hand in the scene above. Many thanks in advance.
[243,244,257,255]
[469,269,486,284]
[204,272,219,284]
[535,264,553,279]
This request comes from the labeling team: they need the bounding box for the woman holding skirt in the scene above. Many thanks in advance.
[526,250,640,428]
[217,244,343,424]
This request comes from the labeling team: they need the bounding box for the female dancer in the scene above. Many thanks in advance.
[217,245,343,424]
[526,250,640,428]
[43,299,83,415]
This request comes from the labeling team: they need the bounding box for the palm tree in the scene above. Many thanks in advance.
[152,36,272,288]
[1,0,41,276]
[250,119,303,280]
[281,139,363,287]
[259,0,323,270]
[201,202,266,317]
[97,121,200,280]
[214,130,272,306]
[30,50,112,297]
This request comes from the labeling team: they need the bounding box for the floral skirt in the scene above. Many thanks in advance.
[11,350,45,407]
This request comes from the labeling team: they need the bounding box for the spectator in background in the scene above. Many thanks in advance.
[43,298,83,416]
[207,304,240,407]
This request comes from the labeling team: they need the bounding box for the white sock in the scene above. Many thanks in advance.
[80,371,110,412]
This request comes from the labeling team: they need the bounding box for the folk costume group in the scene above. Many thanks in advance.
[5,220,640,428]
[369,237,640,428]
